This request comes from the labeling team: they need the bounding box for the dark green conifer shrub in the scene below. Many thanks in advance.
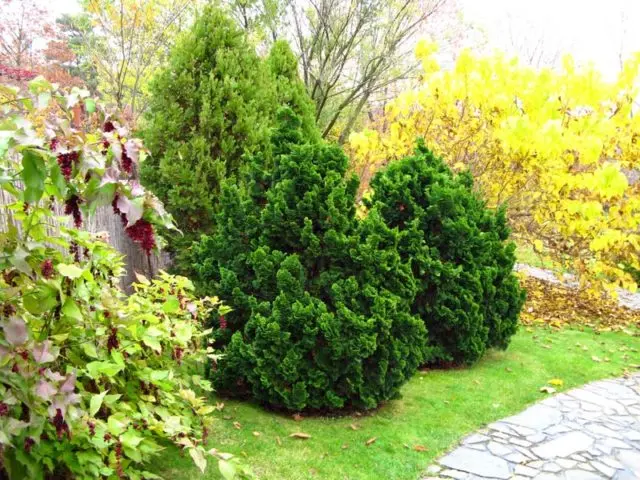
[367,142,526,364]
[193,109,426,411]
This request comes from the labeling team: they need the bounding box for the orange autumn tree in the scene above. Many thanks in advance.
[348,42,640,295]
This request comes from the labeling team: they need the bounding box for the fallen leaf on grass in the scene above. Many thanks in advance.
[289,432,312,440]
[216,402,225,411]
[540,386,556,394]
[592,356,602,362]
[276,436,282,446]
[252,431,261,437]
[413,445,429,452]
[505,367,513,373]
[223,415,232,420]
[349,424,359,431]
[341,444,349,449]
[233,421,241,430]
[548,378,563,387]
[365,437,377,446]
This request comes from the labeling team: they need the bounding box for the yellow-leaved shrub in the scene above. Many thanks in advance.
[348,42,640,295]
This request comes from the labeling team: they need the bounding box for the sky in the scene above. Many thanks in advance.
[48,0,640,78]
[50,0,81,16]
[460,0,640,77]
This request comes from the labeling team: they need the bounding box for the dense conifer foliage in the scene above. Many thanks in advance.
[193,109,427,410]
[141,10,319,273]
[367,143,526,364]
[141,7,274,266]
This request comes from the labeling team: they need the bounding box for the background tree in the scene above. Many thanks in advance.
[140,6,276,270]
[267,39,320,143]
[349,43,640,296]
[52,13,101,92]
[81,0,197,120]
[226,0,466,142]
[0,0,53,69]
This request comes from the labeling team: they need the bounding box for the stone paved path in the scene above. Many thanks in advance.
[422,373,640,479]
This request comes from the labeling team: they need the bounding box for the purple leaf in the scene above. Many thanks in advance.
[33,340,57,363]
[4,317,28,346]
[124,139,141,164]
[35,380,57,401]
[116,193,131,214]
[99,165,120,186]
[130,180,144,197]
[60,371,77,393]
[48,393,80,418]
[110,140,123,164]
[45,369,65,382]
[116,194,143,227]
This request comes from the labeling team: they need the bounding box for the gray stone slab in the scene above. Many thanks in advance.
[439,447,511,479]
[429,374,640,480]
[462,433,489,445]
[513,464,538,477]
[591,460,616,477]
[617,450,640,473]
[502,404,563,430]
[532,431,595,459]
[440,469,468,479]
[487,441,512,457]
[563,470,605,480]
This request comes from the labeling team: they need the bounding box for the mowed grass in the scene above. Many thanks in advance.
[515,243,564,271]
[155,327,640,480]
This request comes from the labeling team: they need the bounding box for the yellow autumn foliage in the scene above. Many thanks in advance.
[348,41,640,295]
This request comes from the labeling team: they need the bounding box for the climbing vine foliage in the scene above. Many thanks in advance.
[0,79,242,479]
[349,43,640,295]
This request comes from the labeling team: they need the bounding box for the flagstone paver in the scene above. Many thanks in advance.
[422,373,640,479]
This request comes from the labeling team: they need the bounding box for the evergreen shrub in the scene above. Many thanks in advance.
[141,7,275,267]
[367,142,526,364]
[141,10,318,274]
[193,109,427,410]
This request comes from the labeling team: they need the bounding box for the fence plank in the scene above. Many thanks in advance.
[0,189,170,291]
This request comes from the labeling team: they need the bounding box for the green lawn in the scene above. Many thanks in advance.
[156,327,640,480]
[515,243,563,271]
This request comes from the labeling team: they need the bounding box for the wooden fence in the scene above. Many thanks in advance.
[0,189,170,292]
